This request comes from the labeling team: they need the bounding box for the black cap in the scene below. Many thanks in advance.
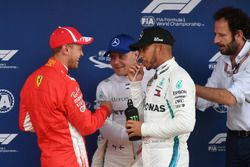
[130,27,175,50]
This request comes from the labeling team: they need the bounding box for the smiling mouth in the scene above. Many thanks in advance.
[116,67,124,70]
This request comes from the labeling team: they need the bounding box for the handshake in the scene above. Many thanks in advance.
[100,101,112,116]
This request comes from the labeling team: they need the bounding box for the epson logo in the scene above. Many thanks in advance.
[142,0,202,14]
[0,134,18,145]
[0,89,15,114]
[173,90,187,95]
[0,50,18,61]
[89,50,112,69]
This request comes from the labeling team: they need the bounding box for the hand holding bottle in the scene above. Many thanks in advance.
[125,99,142,141]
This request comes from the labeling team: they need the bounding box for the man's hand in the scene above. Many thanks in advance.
[100,101,112,116]
[128,64,144,82]
[126,120,142,137]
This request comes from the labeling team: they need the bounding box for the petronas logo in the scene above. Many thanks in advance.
[36,75,43,87]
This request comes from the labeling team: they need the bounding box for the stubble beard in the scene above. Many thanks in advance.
[220,38,239,56]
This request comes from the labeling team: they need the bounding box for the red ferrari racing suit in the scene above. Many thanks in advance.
[19,57,110,167]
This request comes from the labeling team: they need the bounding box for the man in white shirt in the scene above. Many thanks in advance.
[195,7,250,167]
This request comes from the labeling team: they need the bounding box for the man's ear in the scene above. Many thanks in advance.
[235,30,244,41]
[134,50,139,57]
[61,44,71,55]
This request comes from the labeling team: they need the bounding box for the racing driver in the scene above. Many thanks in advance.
[19,26,112,167]
[126,26,196,167]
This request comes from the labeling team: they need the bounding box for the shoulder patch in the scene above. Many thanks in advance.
[176,80,183,89]
[36,75,43,87]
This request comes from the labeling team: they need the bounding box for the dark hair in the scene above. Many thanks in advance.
[51,46,62,55]
[213,7,250,39]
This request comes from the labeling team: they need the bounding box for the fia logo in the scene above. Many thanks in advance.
[141,16,155,27]
[142,0,202,14]
[0,89,15,113]
[0,134,18,145]
[0,50,18,61]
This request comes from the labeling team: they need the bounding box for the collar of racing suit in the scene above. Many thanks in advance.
[154,57,174,79]
[45,57,69,75]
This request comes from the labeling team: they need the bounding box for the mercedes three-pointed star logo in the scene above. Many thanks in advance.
[111,38,120,47]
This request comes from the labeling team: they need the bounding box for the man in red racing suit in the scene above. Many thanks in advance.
[19,26,112,167]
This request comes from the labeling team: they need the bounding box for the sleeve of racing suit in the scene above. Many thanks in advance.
[64,81,110,136]
[196,57,223,111]
[141,69,196,138]
[97,81,130,145]
[19,78,35,132]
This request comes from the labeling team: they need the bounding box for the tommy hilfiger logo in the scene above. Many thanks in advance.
[154,89,161,97]
[154,85,163,97]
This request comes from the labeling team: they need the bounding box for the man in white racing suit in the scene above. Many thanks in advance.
[126,27,196,167]
[91,34,153,167]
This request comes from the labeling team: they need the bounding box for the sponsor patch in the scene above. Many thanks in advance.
[176,80,183,89]
[36,75,43,87]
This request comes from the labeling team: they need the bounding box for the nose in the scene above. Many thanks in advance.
[214,34,219,44]
[139,50,145,59]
